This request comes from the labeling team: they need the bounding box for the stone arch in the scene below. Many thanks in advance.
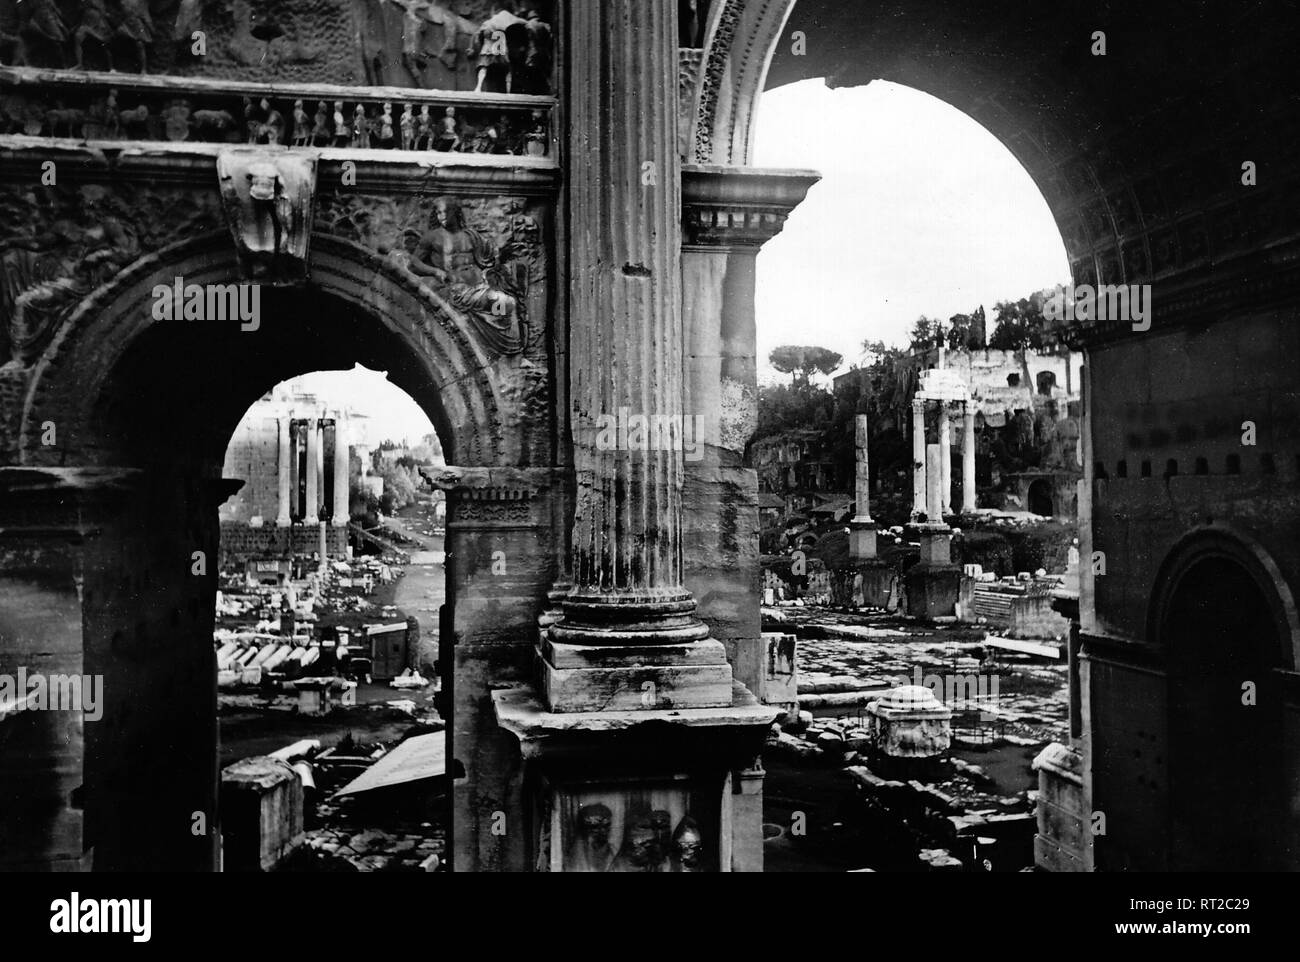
[691,0,797,166]
[1026,478,1053,517]
[1148,524,1300,672]
[20,231,531,470]
[691,0,1294,307]
[1150,525,1297,869]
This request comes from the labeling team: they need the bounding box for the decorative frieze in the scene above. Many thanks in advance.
[0,67,555,156]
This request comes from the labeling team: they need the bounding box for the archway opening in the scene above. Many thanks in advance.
[750,78,1073,530]
[749,77,1075,872]
[1027,479,1053,518]
[215,369,448,871]
[1164,556,1284,871]
[49,277,469,871]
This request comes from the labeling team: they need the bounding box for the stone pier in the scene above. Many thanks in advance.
[493,0,779,873]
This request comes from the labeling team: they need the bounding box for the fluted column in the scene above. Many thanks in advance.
[276,416,292,527]
[332,416,350,526]
[939,403,952,517]
[962,403,977,513]
[553,0,706,646]
[911,398,927,519]
[305,418,319,522]
[927,444,944,522]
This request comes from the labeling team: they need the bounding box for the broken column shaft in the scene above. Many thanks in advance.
[850,412,877,561]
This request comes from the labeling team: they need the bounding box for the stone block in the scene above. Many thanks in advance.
[905,563,962,619]
[540,647,735,712]
[220,757,304,872]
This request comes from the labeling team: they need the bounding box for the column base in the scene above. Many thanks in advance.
[848,519,878,561]
[493,684,777,872]
[915,523,953,564]
[539,638,734,712]
[905,562,961,619]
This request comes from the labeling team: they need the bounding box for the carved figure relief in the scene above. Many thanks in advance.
[549,783,716,873]
[471,3,526,93]
[564,803,615,872]
[0,80,552,156]
[316,191,548,364]
[403,196,528,356]
[217,149,318,284]
[0,0,555,90]
[0,183,223,369]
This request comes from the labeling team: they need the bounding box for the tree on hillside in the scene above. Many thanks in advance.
[908,316,946,350]
[769,345,844,385]
[989,296,1050,350]
[753,380,835,441]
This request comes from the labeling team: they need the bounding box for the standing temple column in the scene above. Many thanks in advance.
[939,403,952,517]
[962,403,977,514]
[853,413,872,524]
[927,444,944,522]
[552,0,707,650]
[305,418,319,522]
[276,416,292,527]
[332,416,350,527]
[912,398,927,519]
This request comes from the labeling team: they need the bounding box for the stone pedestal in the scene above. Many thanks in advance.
[1032,742,1090,871]
[906,517,960,619]
[850,559,898,609]
[908,523,961,619]
[540,638,734,712]
[494,685,776,872]
[918,523,952,565]
[849,520,878,561]
[220,757,304,872]
[866,686,952,780]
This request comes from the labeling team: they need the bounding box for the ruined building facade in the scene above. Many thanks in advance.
[0,0,1298,872]
[218,386,353,563]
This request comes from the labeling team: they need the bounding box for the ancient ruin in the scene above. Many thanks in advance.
[0,0,1297,882]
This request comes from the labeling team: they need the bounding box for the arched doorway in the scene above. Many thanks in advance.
[6,232,549,870]
[1160,548,1287,871]
[1027,479,1053,517]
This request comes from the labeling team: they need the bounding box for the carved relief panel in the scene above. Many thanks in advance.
[316,190,550,365]
[534,774,724,873]
[0,0,556,93]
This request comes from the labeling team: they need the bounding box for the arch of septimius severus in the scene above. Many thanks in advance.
[1,0,1297,872]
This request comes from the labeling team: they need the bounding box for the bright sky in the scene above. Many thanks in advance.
[286,367,435,446]
[753,79,1070,383]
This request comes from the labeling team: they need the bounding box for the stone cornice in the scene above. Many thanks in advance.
[0,65,555,112]
[1062,237,1300,350]
[0,466,142,538]
[682,164,820,250]
[419,465,566,499]
[0,138,559,195]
